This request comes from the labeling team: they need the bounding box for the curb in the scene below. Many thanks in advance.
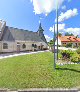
[0,88,80,92]
[0,50,49,59]
[18,88,79,92]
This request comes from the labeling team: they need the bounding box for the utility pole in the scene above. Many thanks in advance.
[54,25,56,70]
[56,0,58,60]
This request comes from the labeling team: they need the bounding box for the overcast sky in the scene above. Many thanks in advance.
[0,0,80,42]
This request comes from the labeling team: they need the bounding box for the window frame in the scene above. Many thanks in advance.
[22,44,26,49]
[3,43,8,49]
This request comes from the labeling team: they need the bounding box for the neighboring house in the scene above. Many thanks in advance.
[55,36,80,47]
[0,20,48,53]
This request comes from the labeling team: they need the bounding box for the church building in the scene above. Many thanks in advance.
[0,20,48,53]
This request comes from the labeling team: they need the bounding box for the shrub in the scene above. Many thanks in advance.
[66,43,72,48]
[76,47,80,54]
[58,53,62,59]
[60,50,75,59]
[60,50,80,62]
[71,54,80,63]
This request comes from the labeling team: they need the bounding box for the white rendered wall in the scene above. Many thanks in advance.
[0,41,48,52]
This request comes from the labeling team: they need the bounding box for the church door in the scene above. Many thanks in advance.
[17,43,20,52]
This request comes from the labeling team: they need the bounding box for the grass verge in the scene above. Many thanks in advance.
[0,52,80,89]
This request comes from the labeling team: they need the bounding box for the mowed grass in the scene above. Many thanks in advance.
[0,52,80,89]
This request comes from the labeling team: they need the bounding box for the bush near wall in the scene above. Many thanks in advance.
[71,54,80,63]
[60,50,80,63]
[66,43,72,48]
[76,47,80,54]
[60,50,75,59]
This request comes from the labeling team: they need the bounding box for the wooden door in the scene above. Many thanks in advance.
[17,44,20,52]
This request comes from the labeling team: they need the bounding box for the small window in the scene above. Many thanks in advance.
[22,44,26,49]
[3,43,8,49]
[32,44,34,47]
[34,44,37,48]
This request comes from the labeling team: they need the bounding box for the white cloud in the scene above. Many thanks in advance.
[64,28,80,36]
[31,0,64,15]
[49,23,80,36]
[44,35,52,42]
[49,23,65,32]
[55,8,78,22]
[61,5,66,10]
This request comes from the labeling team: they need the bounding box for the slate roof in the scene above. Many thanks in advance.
[1,26,45,42]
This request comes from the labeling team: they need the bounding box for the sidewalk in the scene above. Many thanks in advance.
[0,50,49,59]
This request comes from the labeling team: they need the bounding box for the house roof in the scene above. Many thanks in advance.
[58,36,80,42]
[1,26,46,42]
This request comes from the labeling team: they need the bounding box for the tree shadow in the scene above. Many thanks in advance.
[56,67,80,73]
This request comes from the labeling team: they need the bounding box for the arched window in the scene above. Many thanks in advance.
[22,44,26,49]
[3,43,8,49]
[32,44,34,47]
[34,44,37,48]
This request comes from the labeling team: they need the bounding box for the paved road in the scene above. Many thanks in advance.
[0,50,49,59]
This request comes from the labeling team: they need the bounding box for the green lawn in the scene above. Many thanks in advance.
[0,52,80,89]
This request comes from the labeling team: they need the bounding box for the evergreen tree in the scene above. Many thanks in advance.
[65,32,74,36]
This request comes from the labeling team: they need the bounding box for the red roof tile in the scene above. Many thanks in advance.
[58,36,80,42]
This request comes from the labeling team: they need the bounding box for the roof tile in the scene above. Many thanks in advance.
[58,36,80,42]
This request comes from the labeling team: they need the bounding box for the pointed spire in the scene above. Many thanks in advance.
[38,22,44,32]
[39,22,41,28]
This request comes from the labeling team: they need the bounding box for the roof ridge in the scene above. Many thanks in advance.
[6,26,37,33]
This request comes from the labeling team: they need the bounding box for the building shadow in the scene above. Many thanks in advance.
[56,67,80,73]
